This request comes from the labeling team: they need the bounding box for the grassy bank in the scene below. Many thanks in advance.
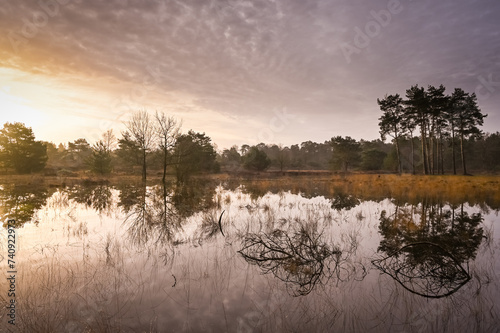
[214,173,500,207]
[1,173,499,206]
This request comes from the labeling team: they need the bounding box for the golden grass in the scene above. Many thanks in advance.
[0,173,169,187]
[1,173,499,207]
[212,173,500,207]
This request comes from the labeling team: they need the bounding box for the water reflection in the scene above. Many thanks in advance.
[375,201,483,297]
[0,184,54,227]
[170,180,217,217]
[67,184,113,214]
[119,180,217,247]
[117,183,146,213]
[373,242,471,298]
[330,191,361,211]
[239,224,341,296]
[192,210,225,245]
[1,178,498,332]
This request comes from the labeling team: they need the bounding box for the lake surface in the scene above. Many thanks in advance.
[1,179,499,332]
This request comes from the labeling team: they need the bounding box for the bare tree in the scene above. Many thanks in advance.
[102,129,117,152]
[124,110,156,181]
[155,111,181,182]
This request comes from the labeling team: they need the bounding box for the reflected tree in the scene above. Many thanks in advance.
[0,185,53,227]
[375,201,483,297]
[117,183,146,213]
[148,183,184,244]
[241,183,269,201]
[67,185,113,214]
[120,180,217,248]
[239,224,342,296]
[327,187,361,211]
[378,202,483,262]
[171,180,216,218]
[372,242,471,298]
[330,192,360,211]
[121,184,160,247]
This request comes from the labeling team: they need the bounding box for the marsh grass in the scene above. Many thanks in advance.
[232,174,500,208]
[2,173,499,203]
[5,239,172,333]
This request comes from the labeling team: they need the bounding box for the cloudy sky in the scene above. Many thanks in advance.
[0,0,499,149]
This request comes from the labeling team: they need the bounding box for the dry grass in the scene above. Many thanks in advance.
[3,172,499,202]
[210,173,500,207]
[0,174,172,188]
[0,242,165,333]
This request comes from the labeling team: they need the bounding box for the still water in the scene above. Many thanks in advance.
[1,179,499,332]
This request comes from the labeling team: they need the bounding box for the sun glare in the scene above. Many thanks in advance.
[0,87,45,128]
[0,67,118,144]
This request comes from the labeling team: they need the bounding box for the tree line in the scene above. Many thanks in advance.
[0,111,217,183]
[0,86,497,179]
[378,84,486,175]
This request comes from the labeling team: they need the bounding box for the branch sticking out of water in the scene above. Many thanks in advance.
[219,210,225,237]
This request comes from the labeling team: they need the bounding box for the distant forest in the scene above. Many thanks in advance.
[0,84,498,181]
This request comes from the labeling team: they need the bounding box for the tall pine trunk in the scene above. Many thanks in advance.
[460,132,467,175]
[421,126,428,174]
[428,122,434,174]
[410,133,415,175]
[451,128,456,175]
[394,125,402,174]
[439,131,444,174]
[430,136,434,174]
[395,137,402,174]
[425,134,431,175]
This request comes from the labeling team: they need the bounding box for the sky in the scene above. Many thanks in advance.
[0,0,499,150]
